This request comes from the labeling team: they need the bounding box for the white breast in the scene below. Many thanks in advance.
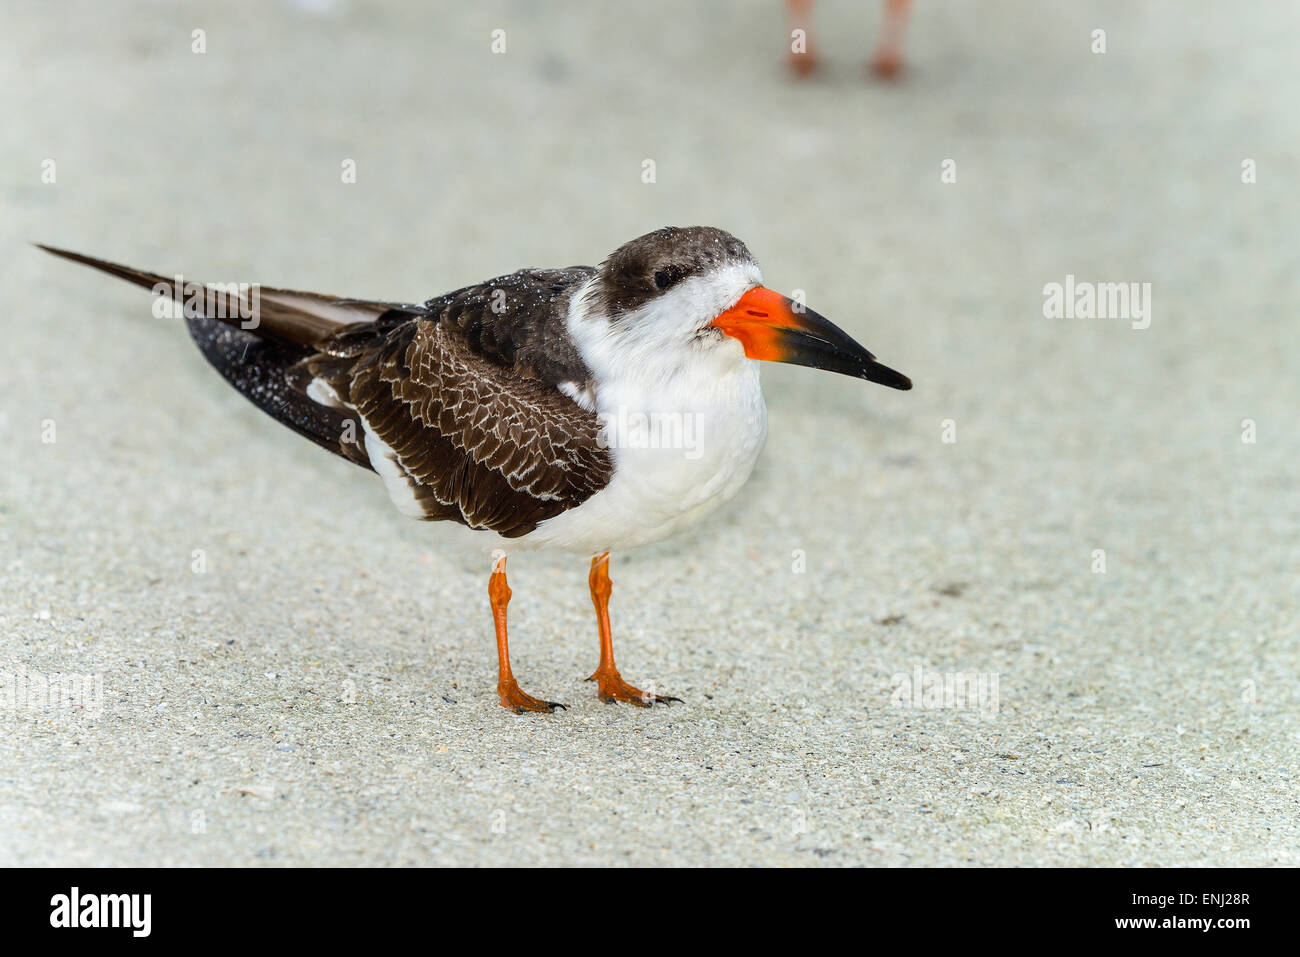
[526,360,767,554]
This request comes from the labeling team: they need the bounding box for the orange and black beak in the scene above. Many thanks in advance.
[711,287,912,390]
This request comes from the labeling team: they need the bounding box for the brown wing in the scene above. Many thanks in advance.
[294,301,612,538]
[39,244,610,534]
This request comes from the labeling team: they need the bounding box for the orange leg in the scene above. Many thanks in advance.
[586,552,680,706]
[786,0,818,76]
[491,556,565,714]
[871,0,911,78]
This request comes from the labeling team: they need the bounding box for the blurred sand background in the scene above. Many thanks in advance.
[2,0,1298,866]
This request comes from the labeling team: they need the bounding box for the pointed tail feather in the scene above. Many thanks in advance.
[35,244,418,347]
[36,243,411,471]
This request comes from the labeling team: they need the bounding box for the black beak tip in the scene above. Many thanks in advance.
[865,361,912,391]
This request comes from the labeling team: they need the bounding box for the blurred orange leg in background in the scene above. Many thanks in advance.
[872,0,911,77]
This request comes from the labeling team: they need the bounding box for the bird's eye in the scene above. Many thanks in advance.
[654,269,674,290]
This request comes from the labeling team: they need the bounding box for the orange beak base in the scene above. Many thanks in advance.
[711,287,912,390]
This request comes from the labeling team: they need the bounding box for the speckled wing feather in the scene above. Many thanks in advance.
[292,269,614,537]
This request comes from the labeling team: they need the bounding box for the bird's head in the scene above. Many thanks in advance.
[578,226,911,391]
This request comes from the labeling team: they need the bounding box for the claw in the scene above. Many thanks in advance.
[511,702,567,714]
[589,669,681,707]
[499,680,566,714]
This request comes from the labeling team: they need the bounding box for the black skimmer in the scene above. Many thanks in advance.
[787,0,912,78]
[39,228,911,713]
